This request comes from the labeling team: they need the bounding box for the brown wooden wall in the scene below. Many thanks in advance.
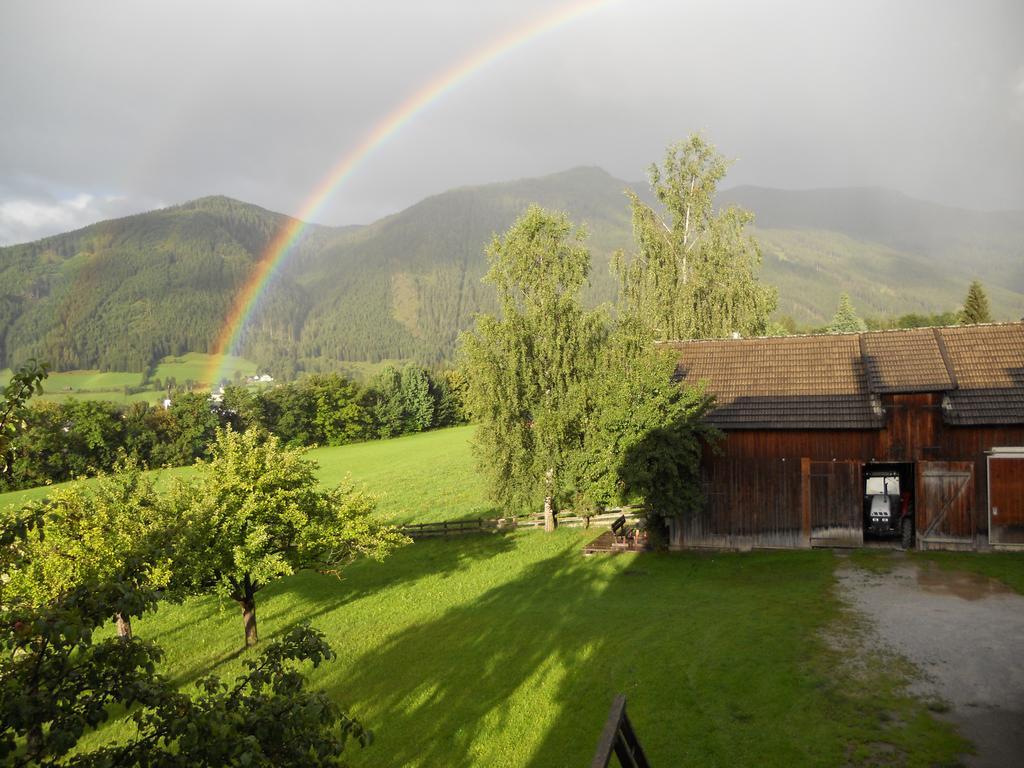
[670,393,1024,551]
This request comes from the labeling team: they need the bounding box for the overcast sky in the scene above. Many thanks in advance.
[1,0,1022,244]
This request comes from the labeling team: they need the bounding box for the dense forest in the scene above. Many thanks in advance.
[2,170,1022,379]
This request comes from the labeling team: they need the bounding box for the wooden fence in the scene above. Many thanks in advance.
[590,694,651,768]
[400,507,643,539]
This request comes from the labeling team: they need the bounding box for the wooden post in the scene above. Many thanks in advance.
[591,694,651,768]
[801,457,812,547]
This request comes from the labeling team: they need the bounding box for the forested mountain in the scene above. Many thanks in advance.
[2,171,1023,378]
[0,196,342,373]
[284,167,637,370]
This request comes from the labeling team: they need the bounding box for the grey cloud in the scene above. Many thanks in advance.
[1,0,1022,244]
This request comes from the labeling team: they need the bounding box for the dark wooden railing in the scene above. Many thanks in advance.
[400,519,497,539]
[591,694,651,768]
[400,508,643,539]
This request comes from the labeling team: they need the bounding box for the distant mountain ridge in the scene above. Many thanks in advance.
[1,170,1022,378]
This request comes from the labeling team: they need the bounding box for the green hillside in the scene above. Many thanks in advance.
[2,172,1022,377]
[0,196,341,374]
[0,426,485,524]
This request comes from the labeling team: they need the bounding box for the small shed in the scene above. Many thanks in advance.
[668,322,1024,551]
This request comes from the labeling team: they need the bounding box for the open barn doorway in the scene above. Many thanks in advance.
[862,462,915,548]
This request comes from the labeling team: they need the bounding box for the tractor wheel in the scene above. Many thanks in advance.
[901,517,915,550]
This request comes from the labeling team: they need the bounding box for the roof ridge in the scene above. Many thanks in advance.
[932,327,959,391]
[660,319,1024,345]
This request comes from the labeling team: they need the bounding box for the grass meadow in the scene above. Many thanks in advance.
[10,424,1023,765]
[0,426,485,524]
[1,353,259,405]
[74,534,968,767]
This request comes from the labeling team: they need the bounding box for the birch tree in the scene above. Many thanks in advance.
[615,135,776,340]
[461,206,606,530]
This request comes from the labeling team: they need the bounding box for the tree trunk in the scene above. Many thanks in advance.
[116,613,132,640]
[241,596,258,647]
[238,575,258,647]
[543,495,558,532]
[543,467,557,532]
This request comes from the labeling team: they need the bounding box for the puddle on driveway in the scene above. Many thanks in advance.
[915,563,1014,601]
[838,560,1024,768]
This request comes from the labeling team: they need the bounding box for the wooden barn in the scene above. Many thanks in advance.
[667,322,1024,552]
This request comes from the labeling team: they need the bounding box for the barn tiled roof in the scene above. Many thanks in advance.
[939,324,1024,425]
[860,328,954,393]
[669,322,1024,429]
[667,333,884,429]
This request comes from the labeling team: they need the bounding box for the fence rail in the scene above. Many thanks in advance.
[591,694,651,768]
[400,507,643,539]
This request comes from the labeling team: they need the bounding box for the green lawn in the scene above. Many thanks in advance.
[3,422,976,764]
[919,551,1024,595]
[309,426,492,524]
[0,426,486,525]
[79,534,963,767]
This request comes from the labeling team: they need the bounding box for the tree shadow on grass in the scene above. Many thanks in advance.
[304,533,634,768]
[266,531,519,638]
[158,533,519,692]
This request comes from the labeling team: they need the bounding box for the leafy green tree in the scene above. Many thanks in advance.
[827,293,867,333]
[960,280,993,324]
[178,427,407,646]
[3,402,66,490]
[368,366,405,439]
[461,206,607,530]
[432,369,467,428]
[154,391,221,466]
[614,135,777,340]
[219,383,269,434]
[574,322,717,527]
[79,626,370,768]
[5,458,175,640]
[0,568,165,765]
[0,359,48,472]
[399,365,434,433]
[308,373,371,445]
[262,383,319,447]
[0,542,367,768]
[53,399,125,476]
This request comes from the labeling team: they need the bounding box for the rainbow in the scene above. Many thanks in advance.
[205,0,617,387]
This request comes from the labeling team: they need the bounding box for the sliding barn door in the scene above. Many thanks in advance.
[803,460,863,547]
[916,461,975,548]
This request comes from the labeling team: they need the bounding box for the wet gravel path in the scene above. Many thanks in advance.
[838,556,1024,768]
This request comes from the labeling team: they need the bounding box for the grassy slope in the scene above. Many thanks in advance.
[152,352,257,386]
[0,426,485,524]
[84,534,963,767]
[2,353,260,405]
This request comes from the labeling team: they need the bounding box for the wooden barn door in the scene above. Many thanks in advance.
[916,461,975,548]
[803,460,863,547]
[988,455,1024,546]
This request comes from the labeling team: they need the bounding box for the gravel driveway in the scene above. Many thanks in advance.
[838,556,1024,768]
